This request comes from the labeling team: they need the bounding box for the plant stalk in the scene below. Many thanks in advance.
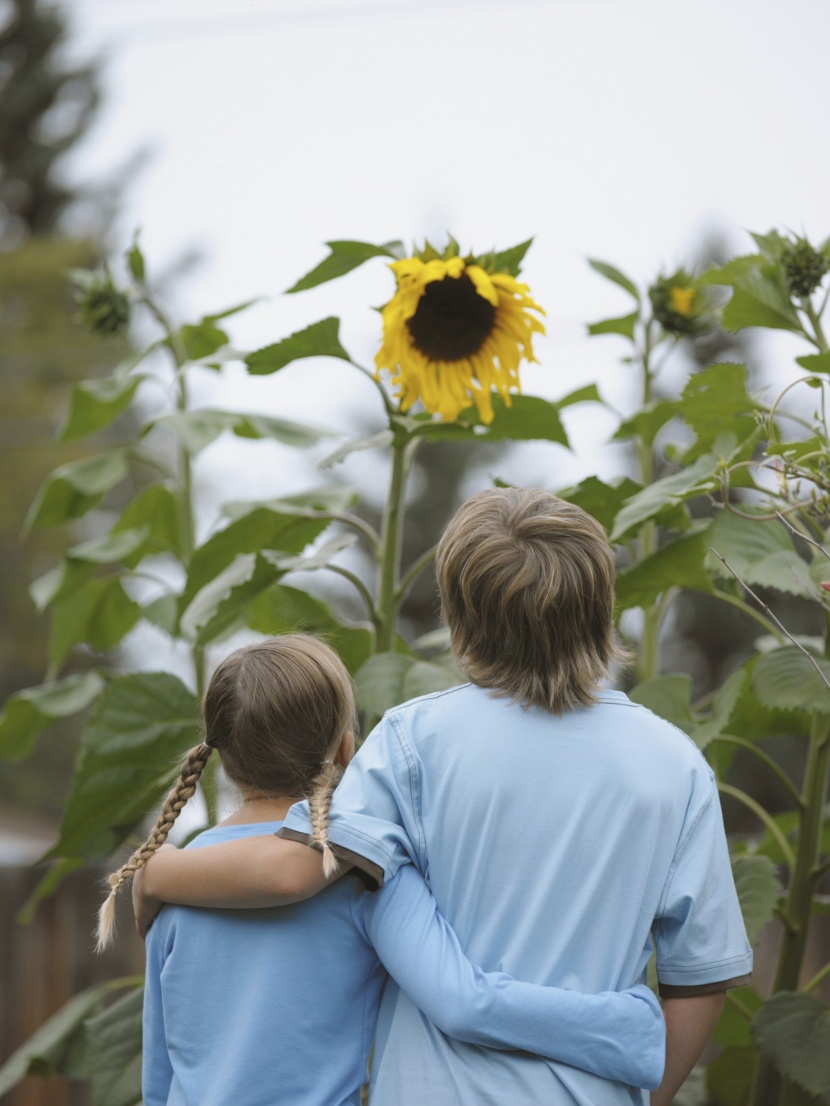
[749,713,830,1106]
[375,435,415,654]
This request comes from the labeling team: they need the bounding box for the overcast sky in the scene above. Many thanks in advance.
[62,0,829,507]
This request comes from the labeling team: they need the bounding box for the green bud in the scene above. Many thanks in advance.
[780,238,830,298]
[648,269,714,337]
[75,273,131,337]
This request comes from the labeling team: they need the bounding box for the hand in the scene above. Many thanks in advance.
[132,843,176,939]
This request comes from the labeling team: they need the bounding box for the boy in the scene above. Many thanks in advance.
[136,487,752,1105]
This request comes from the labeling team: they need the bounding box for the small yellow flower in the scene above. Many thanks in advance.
[375,253,545,425]
[669,286,696,317]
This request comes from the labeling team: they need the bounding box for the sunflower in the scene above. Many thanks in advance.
[374,251,545,425]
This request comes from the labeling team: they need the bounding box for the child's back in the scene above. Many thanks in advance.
[143,822,383,1106]
[311,683,750,1105]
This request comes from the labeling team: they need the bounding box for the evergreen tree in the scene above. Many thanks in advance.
[0,0,100,246]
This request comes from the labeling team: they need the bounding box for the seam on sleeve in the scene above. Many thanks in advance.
[388,713,426,871]
[656,783,716,919]
[657,951,752,975]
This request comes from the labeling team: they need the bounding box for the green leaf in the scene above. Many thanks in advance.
[616,529,714,611]
[49,578,142,668]
[751,648,830,715]
[245,317,350,374]
[0,672,105,761]
[473,394,571,446]
[556,383,603,408]
[587,258,641,302]
[180,552,281,645]
[286,240,402,293]
[126,239,145,283]
[181,501,337,612]
[50,672,201,861]
[409,395,571,448]
[60,376,142,443]
[177,319,229,361]
[679,363,760,459]
[707,510,811,597]
[85,986,144,1106]
[612,399,679,448]
[112,483,184,561]
[752,992,830,1100]
[67,528,150,565]
[587,311,639,340]
[713,987,764,1047]
[354,652,461,718]
[142,592,179,636]
[490,238,533,278]
[0,979,138,1094]
[732,855,783,943]
[628,674,693,733]
[560,476,642,534]
[245,583,372,675]
[723,655,812,742]
[150,409,331,455]
[796,352,830,374]
[610,455,720,541]
[319,429,395,468]
[26,450,129,529]
[706,1043,758,1106]
[721,267,802,333]
[690,667,748,751]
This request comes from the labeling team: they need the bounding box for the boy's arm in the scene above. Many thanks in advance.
[132,837,346,937]
[361,866,666,1091]
[650,994,725,1106]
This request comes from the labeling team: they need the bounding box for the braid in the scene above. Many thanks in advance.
[308,761,343,879]
[95,743,212,952]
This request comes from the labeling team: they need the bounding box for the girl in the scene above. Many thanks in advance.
[102,635,665,1106]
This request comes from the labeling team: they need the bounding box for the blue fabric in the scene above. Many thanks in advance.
[143,820,666,1106]
[282,684,753,1106]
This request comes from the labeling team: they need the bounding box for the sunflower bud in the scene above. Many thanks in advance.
[75,273,131,337]
[780,238,830,299]
[648,269,713,337]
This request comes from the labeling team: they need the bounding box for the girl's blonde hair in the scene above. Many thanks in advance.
[96,634,357,950]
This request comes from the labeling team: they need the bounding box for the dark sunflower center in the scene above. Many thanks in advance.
[406,273,496,361]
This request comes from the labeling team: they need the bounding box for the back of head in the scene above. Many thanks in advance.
[435,487,625,713]
[96,634,355,950]
[204,634,357,798]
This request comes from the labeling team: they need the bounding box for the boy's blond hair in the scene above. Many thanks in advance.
[435,487,626,713]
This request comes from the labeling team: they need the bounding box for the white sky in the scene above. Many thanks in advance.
[60,0,830,508]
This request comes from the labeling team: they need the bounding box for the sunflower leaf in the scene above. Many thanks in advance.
[587,259,641,302]
[489,238,533,278]
[286,241,403,293]
[587,311,639,340]
[245,318,351,374]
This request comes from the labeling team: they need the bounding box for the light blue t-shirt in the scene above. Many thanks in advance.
[143,820,666,1106]
[281,685,753,1106]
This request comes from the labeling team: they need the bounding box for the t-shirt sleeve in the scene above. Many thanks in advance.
[279,713,422,885]
[356,865,667,1090]
[142,917,175,1106]
[653,769,753,996]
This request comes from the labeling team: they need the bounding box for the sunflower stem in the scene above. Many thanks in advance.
[636,318,662,682]
[376,434,417,653]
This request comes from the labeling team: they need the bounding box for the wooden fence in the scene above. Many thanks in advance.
[0,865,144,1106]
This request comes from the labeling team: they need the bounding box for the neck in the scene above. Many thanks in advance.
[220,795,301,826]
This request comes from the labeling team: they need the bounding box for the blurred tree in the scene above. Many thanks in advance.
[0,0,100,248]
[0,0,128,818]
